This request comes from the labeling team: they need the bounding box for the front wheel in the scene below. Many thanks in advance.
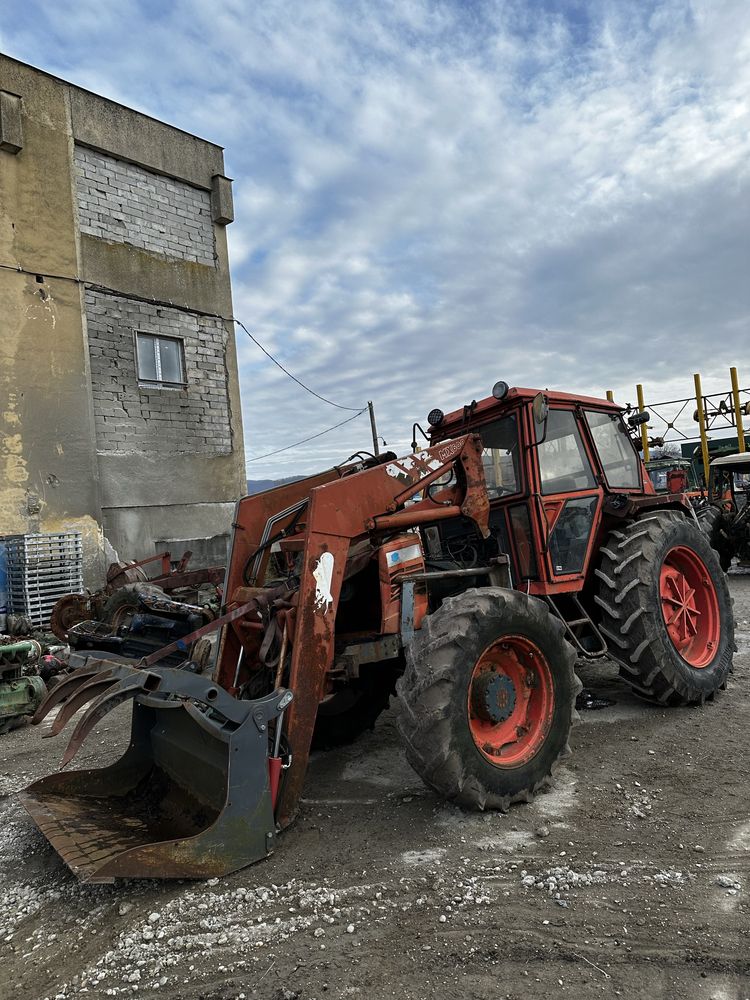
[396,589,580,811]
[596,511,734,705]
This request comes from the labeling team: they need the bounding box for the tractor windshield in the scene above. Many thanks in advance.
[585,410,641,489]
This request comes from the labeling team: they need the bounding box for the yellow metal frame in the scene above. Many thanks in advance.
[636,383,650,463]
[603,371,746,484]
[730,366,746,454]
[693,373,711,485]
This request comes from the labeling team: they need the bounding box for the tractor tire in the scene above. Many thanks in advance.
[311,661,401,750]
[396,588,580,811]
[697,505,733,572]
[103,583,164,631]
[596,511,734,705]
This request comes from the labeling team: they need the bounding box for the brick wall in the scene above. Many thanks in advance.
[85,289,232,455]
[74,146,215,265]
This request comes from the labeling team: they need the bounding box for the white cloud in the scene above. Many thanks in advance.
[2,0,749,478]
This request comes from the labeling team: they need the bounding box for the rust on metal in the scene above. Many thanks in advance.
[46,676,121,737]
[32,662,111,724]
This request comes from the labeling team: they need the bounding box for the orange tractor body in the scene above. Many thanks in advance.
[22,385,734,881]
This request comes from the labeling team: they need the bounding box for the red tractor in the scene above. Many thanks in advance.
[23,384,734,882]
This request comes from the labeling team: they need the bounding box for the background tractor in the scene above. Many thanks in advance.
[645,455,701,498]
[22,384,734,882]
[699,452,750,571]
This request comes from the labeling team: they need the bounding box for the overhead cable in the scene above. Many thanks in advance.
[233,319,362,412]
[246,408,367,463]
[1,258,366,416]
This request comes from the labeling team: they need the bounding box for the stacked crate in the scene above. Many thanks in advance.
[5,532,83,629]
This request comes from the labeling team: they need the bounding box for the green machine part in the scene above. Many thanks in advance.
[0,641,48,734]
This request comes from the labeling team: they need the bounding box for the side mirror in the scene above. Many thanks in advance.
[530,392,549,447]
[532,392,549,425]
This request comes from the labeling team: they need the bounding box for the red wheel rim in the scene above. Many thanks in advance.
[659,546,720,668]
[467,635,554,767]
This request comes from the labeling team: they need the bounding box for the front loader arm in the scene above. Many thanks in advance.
[270,433,490,826]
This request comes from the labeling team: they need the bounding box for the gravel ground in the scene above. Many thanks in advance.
[1,572,749,1000]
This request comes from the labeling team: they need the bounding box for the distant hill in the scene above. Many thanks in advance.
[246,476,302,495]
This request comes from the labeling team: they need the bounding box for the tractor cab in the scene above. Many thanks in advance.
[708,453,750,513]
[646,456,699,495]
[427,384,654,600]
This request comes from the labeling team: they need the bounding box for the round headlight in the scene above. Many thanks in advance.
[492,380,509,400]
[427,408,444,427]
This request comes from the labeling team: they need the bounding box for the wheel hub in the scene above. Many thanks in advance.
[659,545,720,668]
[471,671,516,724]
[467,635,554,768]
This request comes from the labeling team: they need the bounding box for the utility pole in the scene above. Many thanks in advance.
[368,401,380,456]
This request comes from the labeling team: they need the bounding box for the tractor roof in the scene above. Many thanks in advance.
[647,456,692,468]
[711,452,750,470]
[433,386,618,437]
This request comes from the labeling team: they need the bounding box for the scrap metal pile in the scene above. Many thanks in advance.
[0,549,223,738]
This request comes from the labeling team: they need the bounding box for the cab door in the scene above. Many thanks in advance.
[531,407,603,589]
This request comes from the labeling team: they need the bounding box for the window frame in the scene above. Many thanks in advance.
[477,411,524,500]
[583,408,643,491]
[547,494,599,576]
[535,407,597,496]
[135,331,187,388]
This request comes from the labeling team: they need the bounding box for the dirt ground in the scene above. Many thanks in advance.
[1,573,750,1000]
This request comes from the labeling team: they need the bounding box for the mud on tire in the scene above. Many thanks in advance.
[596,511,734,705]
[396,588,580,811]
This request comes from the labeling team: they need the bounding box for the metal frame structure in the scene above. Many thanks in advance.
[606,367,749,484]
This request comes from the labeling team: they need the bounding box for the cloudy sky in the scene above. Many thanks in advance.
[2,1,749,477]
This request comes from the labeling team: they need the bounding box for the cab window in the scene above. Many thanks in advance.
[586,410,641,489]
[479,414,521,498]
[537,410,595,495]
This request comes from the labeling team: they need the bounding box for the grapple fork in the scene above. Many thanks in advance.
[20,658,292,883]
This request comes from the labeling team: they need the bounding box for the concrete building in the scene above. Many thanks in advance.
[0,55,245,582]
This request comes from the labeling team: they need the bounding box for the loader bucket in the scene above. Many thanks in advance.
[19,662,292,883]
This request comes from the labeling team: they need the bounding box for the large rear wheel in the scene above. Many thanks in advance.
[596,511,734,704]
[396,588,580,810]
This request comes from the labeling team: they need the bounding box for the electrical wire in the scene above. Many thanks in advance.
[2,258,368,422]
[246,408,367,463]
[233,319,362,412]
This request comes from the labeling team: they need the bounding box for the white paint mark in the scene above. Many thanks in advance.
[313,552,335,613]
[386,463,401,478]
[437,440,463,463]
